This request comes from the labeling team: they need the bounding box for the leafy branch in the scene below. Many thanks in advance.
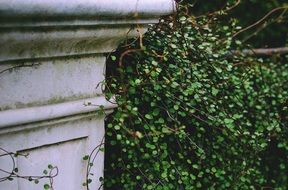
[0,147,58,190]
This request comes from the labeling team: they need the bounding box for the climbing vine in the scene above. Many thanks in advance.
[0,147,58,190]
[104,1,288,190]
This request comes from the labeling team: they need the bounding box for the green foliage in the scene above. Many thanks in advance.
[104,2,288,190]
[184,0,288,47]
[43,184,50,190]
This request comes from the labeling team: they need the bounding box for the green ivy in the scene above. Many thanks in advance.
[104,3,288,190]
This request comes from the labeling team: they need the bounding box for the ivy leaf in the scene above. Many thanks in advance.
[145,114,153,120]
[111,56,116,61]
[212,88,219,96]
[43,184,50,190]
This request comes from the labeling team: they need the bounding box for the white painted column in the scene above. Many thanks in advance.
[0,0,175,189]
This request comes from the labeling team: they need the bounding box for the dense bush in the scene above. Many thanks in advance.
[104,2,288,189]
[185,0,288,47]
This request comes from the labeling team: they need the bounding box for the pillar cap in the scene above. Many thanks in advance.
[0,0,175,27]
[0,0,175,62]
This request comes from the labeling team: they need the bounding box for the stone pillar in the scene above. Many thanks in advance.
[0,0,175,189]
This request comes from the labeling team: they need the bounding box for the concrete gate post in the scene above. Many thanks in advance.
[0,0,174,189]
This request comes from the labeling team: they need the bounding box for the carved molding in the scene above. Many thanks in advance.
[0,0,175,62]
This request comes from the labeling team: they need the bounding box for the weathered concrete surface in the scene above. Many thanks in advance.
[0,0,174,20]
[0,0,175,189]
[0,27,145,62]
[0,56,106,111]
[0,114,105,190]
